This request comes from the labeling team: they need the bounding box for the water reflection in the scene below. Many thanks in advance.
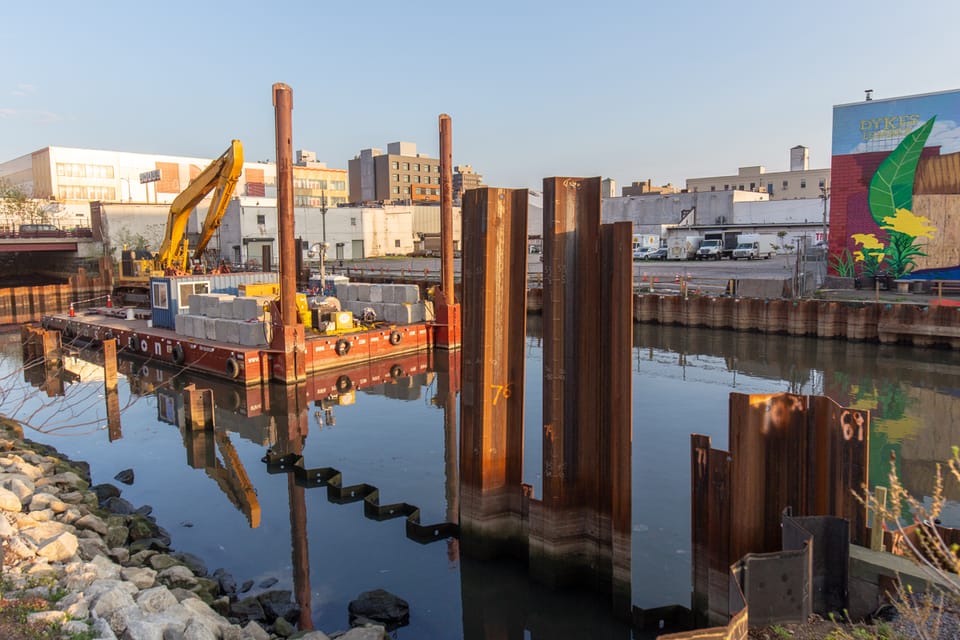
[8,323,960,637]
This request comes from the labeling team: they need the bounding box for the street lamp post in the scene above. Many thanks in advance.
[320,190,327,243]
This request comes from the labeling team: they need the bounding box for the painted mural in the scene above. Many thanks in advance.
[830,89,960,280]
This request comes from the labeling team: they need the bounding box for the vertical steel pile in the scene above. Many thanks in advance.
[531,177,632,608]
[435,114,461,349]
[691,392,869,626]
[458,175,633,615]
[459,187,529,555]
[271,83,306,383]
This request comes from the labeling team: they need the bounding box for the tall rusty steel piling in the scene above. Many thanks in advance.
[458,176,633,615]
[271,83,307,383]
[459,187,529,554]
[435,114,461,349]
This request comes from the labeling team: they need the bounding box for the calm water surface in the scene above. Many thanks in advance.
[4,321,960,639]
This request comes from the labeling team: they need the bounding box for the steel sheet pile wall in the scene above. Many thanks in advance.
[459,187,529,555]
[632,293,960,348]
[690,393,869,627]
[458,177,634,622]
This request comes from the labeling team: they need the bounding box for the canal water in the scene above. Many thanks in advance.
[3,321,960,638]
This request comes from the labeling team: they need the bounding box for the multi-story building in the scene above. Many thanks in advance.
[453,165,484,203]
[294,150,349,208]
[621,179,679,196]
[348,142,442,204]
[684,146,830,200]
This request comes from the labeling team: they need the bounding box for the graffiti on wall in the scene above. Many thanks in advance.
[830,89,960,279]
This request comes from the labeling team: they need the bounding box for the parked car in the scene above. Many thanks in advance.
[644,247,668,260]
[633,247,656,260]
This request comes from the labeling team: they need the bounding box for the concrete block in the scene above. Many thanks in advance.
[233,297,264,322]
[215,319,240,344]
[395,285,420,303]
[355,283,371,302]
[204,317,218,341]
[409,302,425,323]
[338,283,354,300]
[237,321,267,347]
[203,294,234,318]
[188,295,204,315]
[175,314,187,335]
[380,286,395,304]
[369,285,383,303]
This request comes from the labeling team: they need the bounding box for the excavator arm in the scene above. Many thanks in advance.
[155,139,244,273]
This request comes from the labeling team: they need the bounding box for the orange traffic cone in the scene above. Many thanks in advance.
[69,303,75,317]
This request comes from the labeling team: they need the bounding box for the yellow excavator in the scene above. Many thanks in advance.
[115,140,244,303]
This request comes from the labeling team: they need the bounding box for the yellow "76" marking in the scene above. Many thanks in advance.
[491,384,514,405]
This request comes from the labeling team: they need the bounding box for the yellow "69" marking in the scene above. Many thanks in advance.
[491,384,514,405]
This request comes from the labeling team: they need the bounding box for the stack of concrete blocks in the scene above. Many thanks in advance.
[173,293,273,346]
[334,283,428,325]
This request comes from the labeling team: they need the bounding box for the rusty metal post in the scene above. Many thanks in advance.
[103,337,122,441]
[271,83,307,383]
[459,187,528,553]
[540,177,602,507]
[436,114,461,349]
[273,83,297,325]
[439,114,454,306]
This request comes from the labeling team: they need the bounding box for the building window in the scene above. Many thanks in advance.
[395,239,401,248]
[256,214,265,225]
[710,186,716,191]
[152,282,168,309]
[819,178,825,188]
[391,161,399,169]
[392,174,399,181]
[739,184,744,190]
[782,180,788,190]
[392,186,400,194]
[402,162,409,170]
[800,179,807,189]
[724,184,729,190]
[403,187,410,194]
[403,175,410,182]
[767,183,774,195]
[413,163,420,171]
[749,182,756,191]
[350,217,357,226]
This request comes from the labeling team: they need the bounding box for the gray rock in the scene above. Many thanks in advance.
[2,475,35,500]
[213,567,237,596]
[30,491,68,513]
[118,616,166,640]
[129,550,158,566]
[170,587,201,602]
[114,468,135,485]
[172,551,208,577]
[89,584,137,619]
[258,577,279,589]
[136,585,179,613]
[150,554,182,571]
[107,524,130,549]
[93,482,122,503]
[258,589,299,623]
[36,529,79,561]
[335,625,388,640]
[102,496,136,515]
[231,596,265,622]
[347,589,409,629]
[59,489,86,504]
[42,470,87,489]
[183,618,219,640]
[273,616,295,637]
[76,513,109,535]
[19,520,69,545]
[86,578,139,600]
[240,621,272,640]
[91,553,122,579]
[0,513,14,537]
[120,565,157,589]
[128,536,170,553]
[92,617,118,640]
[27,609,68,625]
[0,486,22,511]
[29,508,55,522]
[180,597,235,636]
[158,564,198,590]
[5,535,35,558]
[60,620,92,636]
[58,592,90,620]
[298,631,332,640]
[104,603,143,637]
[110,546,130,564]
[77,535,110,561]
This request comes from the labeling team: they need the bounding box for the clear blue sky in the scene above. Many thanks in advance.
[2,1,958,192]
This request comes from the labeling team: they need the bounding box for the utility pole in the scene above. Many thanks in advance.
[820,185,829,245]
[321,190,327,243]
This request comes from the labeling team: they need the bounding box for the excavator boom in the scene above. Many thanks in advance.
[155,139,244,273]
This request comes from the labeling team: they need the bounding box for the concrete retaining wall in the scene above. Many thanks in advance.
[627,293,960,348]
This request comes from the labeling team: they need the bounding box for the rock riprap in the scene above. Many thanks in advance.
[0,418,391,640]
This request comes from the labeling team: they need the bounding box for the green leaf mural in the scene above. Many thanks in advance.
[867,116,936,226]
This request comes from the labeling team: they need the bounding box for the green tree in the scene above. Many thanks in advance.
[0,179,46,227]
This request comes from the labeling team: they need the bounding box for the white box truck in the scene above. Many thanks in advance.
[731,233,778,260]
[667,236,701,260]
